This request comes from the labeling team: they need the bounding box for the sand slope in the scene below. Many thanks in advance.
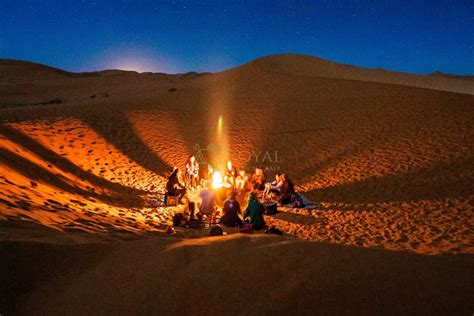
[1,55,472,254]
[1,54,473,313]
[1,235,473,315]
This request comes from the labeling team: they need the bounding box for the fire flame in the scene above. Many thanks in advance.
[212,171,223,189]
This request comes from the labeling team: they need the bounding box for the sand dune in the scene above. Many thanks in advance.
[0,55,473,313]
[1,235,473,315]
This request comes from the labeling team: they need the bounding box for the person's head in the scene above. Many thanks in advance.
[239,170,246,177]
[275,173,282,181]
[254,167,261,175]
[208,164,214,173]
[189,155,195,163]
[248,191,258,203]
[227,160,232,171]
[170,167,179,178]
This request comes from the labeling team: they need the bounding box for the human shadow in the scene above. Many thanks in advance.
[2,103,172,176]
[74,106,171,176]
[305,158,474,204]
[0,125,145,208]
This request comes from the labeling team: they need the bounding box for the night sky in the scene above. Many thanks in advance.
[1,0,473,74]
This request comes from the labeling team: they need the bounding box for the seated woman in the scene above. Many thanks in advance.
[250,167,266,191]
[185,155,199,189]
[197,187,216,223]
[244,191,266,230]
[220,191,243,227]
[279,174,296,205]
[263,173,283,198]
[166,167,187,204]
[235,170,249,194]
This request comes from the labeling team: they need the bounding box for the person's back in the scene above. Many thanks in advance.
[199,188,215,215]
[221,195,242,227]
[245,192,266,230]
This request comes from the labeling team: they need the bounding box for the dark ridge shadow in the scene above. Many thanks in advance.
[1,104,172,177]
[0,124,145,193]
[294,143,364,184]
[305,158,474,204]
[0,125,145,208]
[76,107,171,176]
[0,148,142,208]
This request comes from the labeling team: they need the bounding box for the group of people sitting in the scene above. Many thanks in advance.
[165,155,302,230]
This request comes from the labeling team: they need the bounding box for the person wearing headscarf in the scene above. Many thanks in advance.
[244,191,266,230]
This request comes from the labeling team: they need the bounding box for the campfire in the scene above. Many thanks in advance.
[212,171,223,189]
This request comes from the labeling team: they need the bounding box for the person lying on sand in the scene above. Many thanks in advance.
[220,191,243,227]
[166,167,187,204]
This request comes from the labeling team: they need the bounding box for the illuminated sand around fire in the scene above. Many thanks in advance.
[0,55,473,314]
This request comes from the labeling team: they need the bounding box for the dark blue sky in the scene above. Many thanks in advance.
[1,0,473,74]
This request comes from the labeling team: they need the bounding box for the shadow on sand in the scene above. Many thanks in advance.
[0,235,472,314]
[305,158,474,204]
[0,124,145,208]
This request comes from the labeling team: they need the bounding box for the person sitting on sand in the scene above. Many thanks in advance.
[235,170,249,194]
[197,187,216,222]
[185,155,199,189]
[250,167,266,191]
[224,160,238,188]
[263,173,283,198]
[220,191,243,227]
[244,191,266,230]
[166,167,186,204]
[279,174,295,205]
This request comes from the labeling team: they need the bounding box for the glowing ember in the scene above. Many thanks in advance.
[212,171,223,189]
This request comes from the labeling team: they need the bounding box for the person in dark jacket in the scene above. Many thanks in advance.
[166,167,186,203]
[220,191,243,227]
[244,191,266,230]
[279,174,295,205]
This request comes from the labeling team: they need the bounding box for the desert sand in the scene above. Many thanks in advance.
[0,54,473,314]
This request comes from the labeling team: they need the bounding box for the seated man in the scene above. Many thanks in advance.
[250,167,266,191]
[197,187,216,223]
[220,191,243,227]
[166,167,187,204]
